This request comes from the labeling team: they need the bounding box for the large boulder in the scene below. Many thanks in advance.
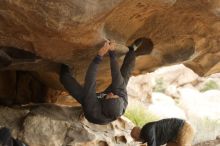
[0,104,142,146]
[0,0,220,103]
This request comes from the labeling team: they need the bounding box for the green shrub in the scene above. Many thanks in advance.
[200,80,219,92]
[153,77,166,93]
[125,103,159,127]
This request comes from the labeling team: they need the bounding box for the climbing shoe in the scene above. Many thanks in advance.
[129,37,154,56]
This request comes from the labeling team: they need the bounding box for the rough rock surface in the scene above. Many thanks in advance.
[0,100,218,146]
[0,0,220,102]
[0,104,142,146]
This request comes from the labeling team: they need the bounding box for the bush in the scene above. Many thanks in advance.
[153,77,166,93]
[125,103,159,127]
[200,80,219,92]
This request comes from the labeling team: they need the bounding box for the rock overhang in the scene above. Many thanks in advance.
[0,0,220,103]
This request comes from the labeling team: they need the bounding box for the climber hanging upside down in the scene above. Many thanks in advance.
[60,38,153,125]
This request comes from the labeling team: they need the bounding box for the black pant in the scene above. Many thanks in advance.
[60,50,135,104]
[104,50,135,93]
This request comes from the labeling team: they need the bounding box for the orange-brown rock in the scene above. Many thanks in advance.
[0,0,220,104]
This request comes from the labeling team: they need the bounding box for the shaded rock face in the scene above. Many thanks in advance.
[0,0,220,103]
[0,105,142,146]
[0,70,49,105]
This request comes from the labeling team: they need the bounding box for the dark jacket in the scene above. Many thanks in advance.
[83,52,127,124]
[60,51,128,124]
[140,118,185,146]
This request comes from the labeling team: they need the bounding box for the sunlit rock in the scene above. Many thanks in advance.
[178,88,220,144]
[148,92,186,119]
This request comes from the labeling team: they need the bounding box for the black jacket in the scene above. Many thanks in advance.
[140,118,185,146]
[60,51,128,124]
[82,52,128,124]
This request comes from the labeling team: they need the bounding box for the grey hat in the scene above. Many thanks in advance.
[101,98,124,119]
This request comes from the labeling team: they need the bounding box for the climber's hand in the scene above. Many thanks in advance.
[109,40,116,51]
[98,41,110,57]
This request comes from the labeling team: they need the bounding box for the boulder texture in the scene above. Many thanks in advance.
[0,104,142,146]
[0,104,218,145]
[0,0,220,103]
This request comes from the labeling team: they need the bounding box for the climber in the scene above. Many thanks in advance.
[0,127,28,146]
[60,38,153,125]
[131,118,195,146]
